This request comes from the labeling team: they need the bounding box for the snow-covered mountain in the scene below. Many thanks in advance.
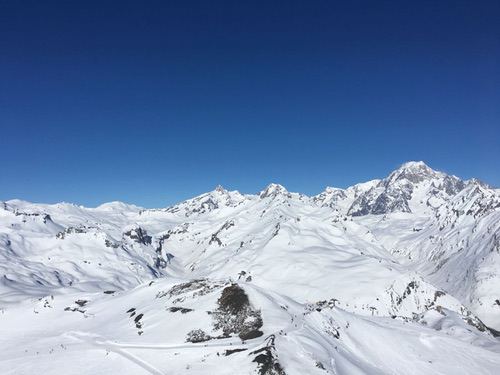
[1,161,499,374]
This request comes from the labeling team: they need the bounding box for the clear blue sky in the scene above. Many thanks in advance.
[1,0,499,207]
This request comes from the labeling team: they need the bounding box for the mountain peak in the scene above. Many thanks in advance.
[323,186,344,193]
[214,184,227,193]
[400,161,429,169]
[466,178,491,190]
[95,201,142,212]
[386,161,440,185]
[259,183,289,199]
[396,161,437,176]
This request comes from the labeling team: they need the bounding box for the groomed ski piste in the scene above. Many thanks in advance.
[1,161,500,374]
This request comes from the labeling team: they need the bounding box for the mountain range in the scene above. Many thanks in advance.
[1,161,499,374]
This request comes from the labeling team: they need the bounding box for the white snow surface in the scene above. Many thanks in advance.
[1,161,500,374]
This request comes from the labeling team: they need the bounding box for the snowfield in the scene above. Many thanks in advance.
[1,161,499,374]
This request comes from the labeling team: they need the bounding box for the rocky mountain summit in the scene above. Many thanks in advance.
[347,161,465,216]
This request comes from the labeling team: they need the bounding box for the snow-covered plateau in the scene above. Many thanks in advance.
[1,161,499,374]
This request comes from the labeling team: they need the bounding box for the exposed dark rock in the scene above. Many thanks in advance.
[104,239,120,248]
[157,279,223,301]
[250,335,285,375]
[487,326,500,337]
[64,307,85,313]
[240,329,264,341]
[315,362,326,370]
[123,226,152,245]
[209,220,235,246]
[134,313,143,323]
[14,211,53,224]
[434,291,446,301]
[224,348,247,356]
[218,284,249,314]
[212,284,264,340]
[186,329,211,343]
[56,226,87,239]
[167,306,193,314]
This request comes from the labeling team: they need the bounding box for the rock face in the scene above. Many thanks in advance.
[123,225,152,245]
[259,183,291,199]
[213,284,263,340]
[347,161,466,216]
[312,187,347,208]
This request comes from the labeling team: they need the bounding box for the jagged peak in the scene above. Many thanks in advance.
[161,185,249,216]
[466,178,491,190]
[214,184,228,194]
[207,185,247,198]
[259,183,289,199]
[313,186,348,208]
[314,186,347,200]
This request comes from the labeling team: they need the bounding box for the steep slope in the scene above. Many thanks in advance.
[343,162,500,330]
[362,181,500,329]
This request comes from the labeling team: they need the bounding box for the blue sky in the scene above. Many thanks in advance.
[1,0,499,207]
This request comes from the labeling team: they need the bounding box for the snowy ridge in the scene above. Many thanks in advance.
[1,161,500,374]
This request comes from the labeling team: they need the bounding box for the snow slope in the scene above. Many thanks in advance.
[1,279,499,375]
[1,161,499,374]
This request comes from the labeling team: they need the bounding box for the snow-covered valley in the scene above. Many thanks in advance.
[1,161,500,374]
